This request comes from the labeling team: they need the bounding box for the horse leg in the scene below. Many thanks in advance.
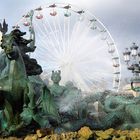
[26,82,35,109]
[23,85,29,108]
[4,99,14,125]
[20,83,35,127]
[0,99,16,135]
[0,110,8,133]
[0,92,7,132]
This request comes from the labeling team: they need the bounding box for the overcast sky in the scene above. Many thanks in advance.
[0,0,140,80]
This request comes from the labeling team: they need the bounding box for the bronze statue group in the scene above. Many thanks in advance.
[0,21,140,137]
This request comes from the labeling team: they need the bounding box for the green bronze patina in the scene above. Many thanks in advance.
[49,70,65,97]
[131,77,140,93]
[0,21,59,136]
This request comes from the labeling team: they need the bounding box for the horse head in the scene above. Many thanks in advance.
[1,33,19,60]
[0,20,20,60]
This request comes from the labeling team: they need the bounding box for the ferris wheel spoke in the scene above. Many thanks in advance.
[67,17,71,53]
[82,52,112,64]
[43,35,60,57]
[37,28,62,58]
[75,23,91,42]
[42,14,61,53]
[83,70,112,77]
[42,15,58,42]
[69,23,78,49]
[34,23,60,56]
[72,37,100,60]
[34,21,47,38]
[35,20,50,39]
[80,69,113,85]
[63,16,71,55]
[82,71,110,82]
[70,21,81,47]
[71,25,90,53]
[37,40,59,58]
[92,70,112,75]
[70,28,98,59]
[36,46,60,61]
[56,13,65,53]
[75,67,107,80]
[70,70,92,91]
[69,21,85,55]
[52,16,63,53]
[76,54,103,64]
[63,17,67,54]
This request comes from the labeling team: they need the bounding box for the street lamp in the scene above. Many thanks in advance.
[123,48,131,65]
[130,43,138,58]
[123,43,140,93]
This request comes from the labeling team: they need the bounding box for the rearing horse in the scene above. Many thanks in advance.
[0,29,60,135]
[0,31,35,133]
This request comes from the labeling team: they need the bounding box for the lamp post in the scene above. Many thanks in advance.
[123,43,140,93]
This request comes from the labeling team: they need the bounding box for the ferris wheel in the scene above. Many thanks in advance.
[13,3,121,93]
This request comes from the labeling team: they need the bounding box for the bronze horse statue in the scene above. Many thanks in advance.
[0,21,59,135]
